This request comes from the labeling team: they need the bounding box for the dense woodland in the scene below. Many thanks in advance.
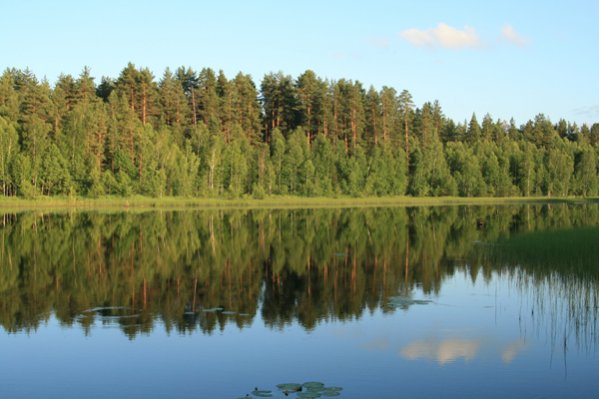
[0,64,598,198]
[1,206,598,338]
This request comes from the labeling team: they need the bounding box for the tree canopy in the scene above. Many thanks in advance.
[0,65,597,198]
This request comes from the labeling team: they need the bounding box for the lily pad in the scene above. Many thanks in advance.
[276,383,302,391]
[302,382,325,390]
[321,392,340,397]
[221,311,237,315]
[251,390,273,397]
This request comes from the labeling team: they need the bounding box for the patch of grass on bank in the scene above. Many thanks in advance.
[0,195,597,211]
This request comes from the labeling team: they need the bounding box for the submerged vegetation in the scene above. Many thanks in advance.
[0,65,598,199]
[0,204,597,346]
[485,226,599,350]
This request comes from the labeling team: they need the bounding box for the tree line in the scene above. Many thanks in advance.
[0,64,598,198]
[1,205,598,337]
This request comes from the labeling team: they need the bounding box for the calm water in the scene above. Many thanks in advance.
[0,205,598,398]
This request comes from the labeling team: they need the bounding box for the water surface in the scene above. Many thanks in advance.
[0,205,598,398]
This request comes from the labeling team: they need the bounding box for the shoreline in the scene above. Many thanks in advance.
[0,195,597,211]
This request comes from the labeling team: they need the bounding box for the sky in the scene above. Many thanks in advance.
[1,0,598,126]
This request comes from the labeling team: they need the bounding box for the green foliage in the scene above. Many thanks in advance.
[0,66,595,200]
[0,116,19,195]
[446,142,485,196]
[39,143,71,195]
[573,147,598,196]
[101,170,119,194]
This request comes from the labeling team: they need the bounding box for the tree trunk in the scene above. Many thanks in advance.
[191,91,197,125]
[351,109,357,149]
[307,104,312,144]
[130,90,135,112]
[377,107,382,145]
[142,88,147,125]
[404,119,410,163]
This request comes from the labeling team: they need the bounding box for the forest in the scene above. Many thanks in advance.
[0,64,598,198]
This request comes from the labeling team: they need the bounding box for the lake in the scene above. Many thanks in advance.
[0,204,598,398]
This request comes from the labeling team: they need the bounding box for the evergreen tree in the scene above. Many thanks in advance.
[380,87,399,146]
[467,113,481,144]
[231,73,261,143]
[364,86,381,146]
[197,68,219,132]
[0,69,20,120]
[175,66,200,126]
[296,70,321,144]
[261,72,298,140]
[159,68,187,127]
[0,64,595,200]
[398,89,414,160]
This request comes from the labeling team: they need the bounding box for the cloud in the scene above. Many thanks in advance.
[400,23,482,49]
[501,25,528,47]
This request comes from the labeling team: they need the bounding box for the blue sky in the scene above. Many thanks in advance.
[2,0,598,126]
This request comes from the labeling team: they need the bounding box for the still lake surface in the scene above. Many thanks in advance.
[0,204,598,398]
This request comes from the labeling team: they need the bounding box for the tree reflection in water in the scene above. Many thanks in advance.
[0,204,597,349]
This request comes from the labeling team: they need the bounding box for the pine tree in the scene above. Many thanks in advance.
[197,68,219,132]
[398,89,414,161]
[364,86,381,146]
[137,67,157,125]
[77,66,96,104]
[231,73,261,143]
[381,86,399,145]
[296,70,321,144]
[175,66,200,126]
[467,113,481,144]
[159,68,187,127]
[0,69,20,120]
[116,63,139,114]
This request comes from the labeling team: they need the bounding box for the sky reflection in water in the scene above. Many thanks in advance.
[0,205,598,398]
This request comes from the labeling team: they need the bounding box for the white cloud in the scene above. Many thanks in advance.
[400,23,482,49]
[502,25,528,47]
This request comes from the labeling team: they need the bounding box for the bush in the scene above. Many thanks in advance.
[252,183,266,199]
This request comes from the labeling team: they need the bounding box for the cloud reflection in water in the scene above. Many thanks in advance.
[401,338,481,365]
[400,337,529,365]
